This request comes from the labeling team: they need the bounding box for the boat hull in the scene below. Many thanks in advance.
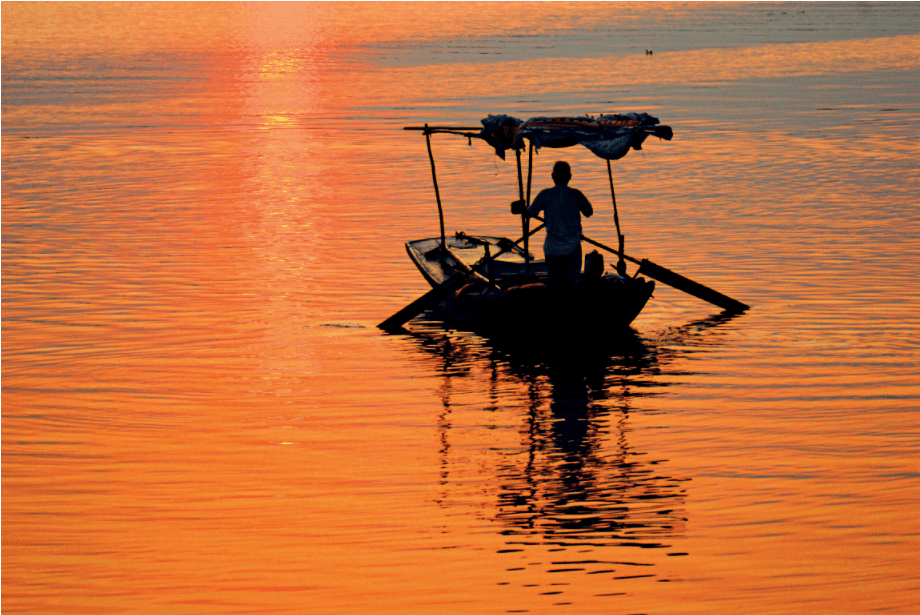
[406,235,655,333]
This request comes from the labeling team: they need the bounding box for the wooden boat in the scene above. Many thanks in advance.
[405,234,655,332]
[379,113,748,333]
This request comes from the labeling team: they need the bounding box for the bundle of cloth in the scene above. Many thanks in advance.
[478,113,673,161]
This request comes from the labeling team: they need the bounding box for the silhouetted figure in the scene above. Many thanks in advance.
[527,161,593,287]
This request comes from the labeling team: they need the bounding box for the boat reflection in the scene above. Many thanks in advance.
[403,315,740,572]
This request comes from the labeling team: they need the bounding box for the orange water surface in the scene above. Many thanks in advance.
[3,3,920,614]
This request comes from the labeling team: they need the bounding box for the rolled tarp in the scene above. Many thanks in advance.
[479,113,673,160]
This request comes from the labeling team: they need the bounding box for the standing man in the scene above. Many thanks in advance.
[527,161,594,286]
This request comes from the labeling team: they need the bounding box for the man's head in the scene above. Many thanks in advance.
[551,161,571,186]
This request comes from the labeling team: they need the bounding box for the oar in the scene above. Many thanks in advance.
[378,224,546,331]
[378,271,468,332]
[636,254,749,313]
[530,215,749,313]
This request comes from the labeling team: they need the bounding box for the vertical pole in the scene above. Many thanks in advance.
[516,148,527,278]
[515,148,525,203]
[607,159,627,276]
[515,148,527,275]
[425,124,446,251]
[524,142,533,277]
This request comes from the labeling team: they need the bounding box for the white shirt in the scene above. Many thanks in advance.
[527,185,593,256]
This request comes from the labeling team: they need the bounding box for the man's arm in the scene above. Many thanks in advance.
[580,191,593,218]
[526,192,544,218]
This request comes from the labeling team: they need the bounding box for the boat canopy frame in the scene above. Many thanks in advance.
[405,113,674,277]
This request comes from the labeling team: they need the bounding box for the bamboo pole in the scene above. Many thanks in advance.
[606,159,621,236]
[404,126,481,131]
[524,142,534,276]
[607,159,626,275]
[425,124,447,251]
[515,148,525,203]
[515,147,527,276]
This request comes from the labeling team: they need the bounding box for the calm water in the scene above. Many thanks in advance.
[3,3,920,614]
